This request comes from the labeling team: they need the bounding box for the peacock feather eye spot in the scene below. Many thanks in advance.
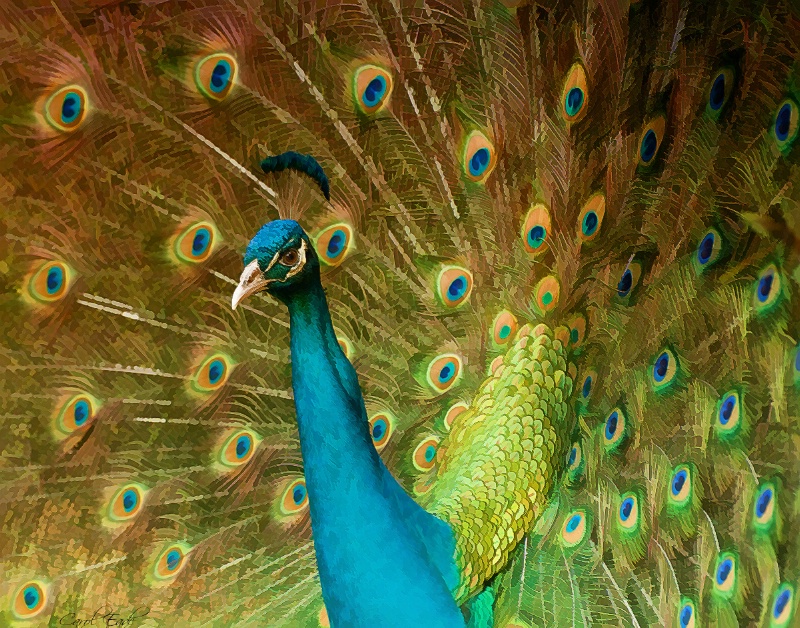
[754,264,781,311]
[715,390,742,438]
[617,270,633,296]
[775,104,792,141]
[638,116,666,166]
[578,194,605,242]
[670,466,692,504]
[413,437,440,471]
[582,375,592,398]
[640,130,657,162]
[354,65,393,114]
[603,407,627,452]
[773,99,799,149]
[108,483,146,522]
[695,228,724,271]
[679,599,696,628]
[426,354,462,393]
[582,212,598,236]
[315,223,354,267]
[492,310,519,345]
[45,85,88,132]
[568,446,577,466]
[154,544,190,580]
[219,429,259,468]
[716,557,732,585]
[462,130,497,182]
[369,412,394,450]
[709,73,726,110]
[754,483,776,528]
[528,225,546,249]
[771,583,794,626]
[534,276,560,313]
[174,222,218,264]
[561,63,589,123]
[279,478,309,516]
[195,53,238,101]
[522,204,551,255]
[191,352,233,394]
[27,260,73,304]
[13,581,47,618]
[618,493,639,530]
[713,552,738,598]
[55,393,99,436]
[565,87,584,117]
[651,348,678,390]
[560,509,589,547]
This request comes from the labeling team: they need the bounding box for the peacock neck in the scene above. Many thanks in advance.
[284,279,464,627]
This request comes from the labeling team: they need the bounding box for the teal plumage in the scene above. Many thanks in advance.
[0,0,799,626]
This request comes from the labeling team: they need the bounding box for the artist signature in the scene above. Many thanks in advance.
[58,607,151,627]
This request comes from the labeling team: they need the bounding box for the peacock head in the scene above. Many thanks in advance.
[231,219,320,308]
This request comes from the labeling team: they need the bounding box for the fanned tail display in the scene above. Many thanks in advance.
[1,0,799,626]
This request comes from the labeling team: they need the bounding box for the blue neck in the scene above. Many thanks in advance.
[285,280,464,627]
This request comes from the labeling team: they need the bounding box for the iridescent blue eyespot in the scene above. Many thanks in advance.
[14,581,47,618]
[73,399,90,426]
[605,411,618,440]
[292,483,307,506]
[191,228,211,257]
[280,478,309,515]
[207,359,224,385]
[772,583,794,625]
[653,352,669,382]
[619,497,634,521]
[363,75,387,108]
[709,74,726,111]
[566,514,581,533]
[166,549,181,571]
[122,489,138,513]
[640,130,657,163]
[326,230,346,258]
[46,266,64,295]
[372,419,386,441]
[565,87,584,118]
[698,232,715,264]
[469,148,491,178]
[582,211,599,237]
[463,131,496,182]
[235,435,251,459]
[427,354,462,393]
[209,60,232,94]
[758,273,774,303]
[617,269,633,297]
[776,589,791,617]
[716,557,733,585]
[45,85,88,132]
[195,53,238,101]
[776,103,792,142]
[679,600,695,628]
[23,586,39,609]
[719,394,736,425]
[448,276,468,300]
[756,488,772,518]
[672,469,687,496]
[61,92,81,123]
[568,447,577,466]
[582,375,592,398]
[528,225,546,249]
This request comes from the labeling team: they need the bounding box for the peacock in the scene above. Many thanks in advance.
[1,0,799,626]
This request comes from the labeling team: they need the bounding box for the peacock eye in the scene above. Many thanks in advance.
[279,248,300,266]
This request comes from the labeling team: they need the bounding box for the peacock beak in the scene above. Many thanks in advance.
[231,260,270,310]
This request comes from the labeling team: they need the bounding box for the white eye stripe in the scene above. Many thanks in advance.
[284,240,307,280]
